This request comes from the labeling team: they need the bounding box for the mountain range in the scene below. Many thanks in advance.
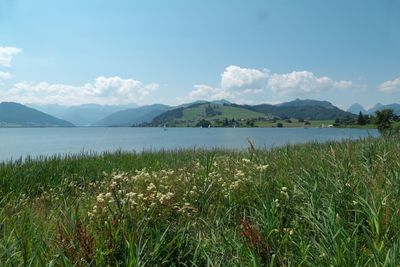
[149,99,355,127]
[92,104,171,127]
[0,102,75,127]
[28,103,137,126]
[347,103,400,115]
[2,99,399,128]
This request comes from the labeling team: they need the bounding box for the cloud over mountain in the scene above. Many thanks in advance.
[268,71,352,95]
[0,76,159,105]
[221,65,269,91]
[182,66,353,103]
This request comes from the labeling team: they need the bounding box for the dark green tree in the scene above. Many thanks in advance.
[375,109,394,134]
[357,111,366,125]
[222,118,229,127]
[196,119,211,128]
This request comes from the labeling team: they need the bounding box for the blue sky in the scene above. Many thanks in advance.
[0,0,399,108]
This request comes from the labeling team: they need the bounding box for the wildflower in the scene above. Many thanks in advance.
[289,229,294,236]
[147,183,156,191]
[242,158,251,163]
[274,199,280,207]
[236,170,245,177]
[257,164,269,171]
[126,192,136,199]
[129,199,137,207]
[96,193,105,203]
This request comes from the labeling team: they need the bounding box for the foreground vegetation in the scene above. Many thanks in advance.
[1,136,400,265]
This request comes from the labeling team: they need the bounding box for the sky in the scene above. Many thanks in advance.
[0,0,399,109]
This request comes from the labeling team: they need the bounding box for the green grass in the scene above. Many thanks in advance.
[338,123,377,129]
[180,104,266,122]
[1,136,400,265]
[255,119,335,128]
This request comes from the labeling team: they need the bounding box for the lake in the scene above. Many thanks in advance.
[0,127,378,162]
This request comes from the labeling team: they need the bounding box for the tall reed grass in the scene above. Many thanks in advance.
[1,136,399,266]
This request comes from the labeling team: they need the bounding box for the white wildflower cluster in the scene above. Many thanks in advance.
[88,157,270,220]
[89,169,198,220]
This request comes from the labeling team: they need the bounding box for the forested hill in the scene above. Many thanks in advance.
[147,99,355,126]
[0,102,75,127]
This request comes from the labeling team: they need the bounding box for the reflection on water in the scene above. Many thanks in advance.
[0,127,379,162]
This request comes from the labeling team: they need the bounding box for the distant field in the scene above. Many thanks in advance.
[339,123,377,129]
[179,104,267,122]
[1,136,400,265]
[255,119,335,128]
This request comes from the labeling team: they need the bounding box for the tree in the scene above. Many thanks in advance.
[222,118,229,127]
[196,119,211,128]
[375,109,394,134]
[357,111,366,125]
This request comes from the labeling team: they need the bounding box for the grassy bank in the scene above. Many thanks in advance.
[1,137,400,265]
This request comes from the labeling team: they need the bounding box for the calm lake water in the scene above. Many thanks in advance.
[0,127,378,162]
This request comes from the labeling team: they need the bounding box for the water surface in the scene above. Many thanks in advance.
[0,127,378,162]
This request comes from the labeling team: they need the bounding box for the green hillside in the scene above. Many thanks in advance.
[149,99,356,127]
[151,103,267,126]
[0,102,75,127]
[92,104,171,126]
[181,104,266,121]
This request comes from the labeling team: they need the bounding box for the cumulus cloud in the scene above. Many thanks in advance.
[221,65,269,91]
[0,76,159,105]
[379,77,400,93]
[182,66,353,103]
[267,71,352,95]
[0,71,12,81]
[183,85,230,101]
[0,46,22,67]
[181,66,269,102]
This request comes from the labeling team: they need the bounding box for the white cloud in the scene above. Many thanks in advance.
[181,66,269,102]
[0,76,159,105]
[221,65,269,91]
[334,80,353,89]
[181,67,355,104]
[379,77,400,93]
[0,46,22,67]
[0,71,12,81]
[267,71,352,95]
[179,85,230,102]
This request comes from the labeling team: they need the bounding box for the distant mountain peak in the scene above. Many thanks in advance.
[211,99,231,105]
[278,99,335,109]
[347,103,366,114]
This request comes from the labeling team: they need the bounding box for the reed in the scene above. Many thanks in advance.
[1,136,399,265]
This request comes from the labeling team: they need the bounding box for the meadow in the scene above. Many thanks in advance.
[1,136,400,266]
